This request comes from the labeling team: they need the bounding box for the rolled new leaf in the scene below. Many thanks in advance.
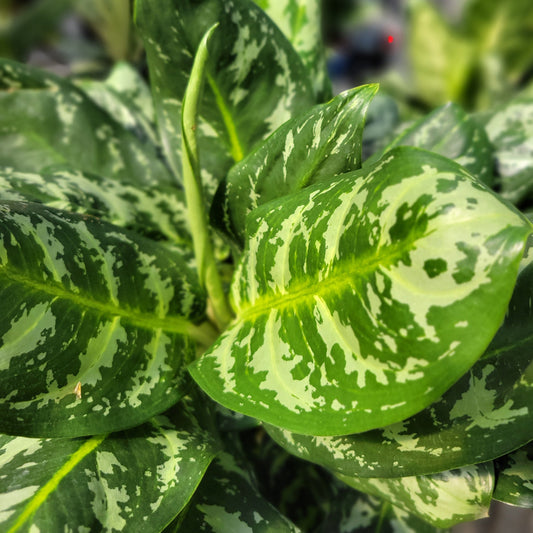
[214,85,378,245]
[190,147,531,436]
[337,463,494,528]
[0,201,207,438]
[0,398,219,533]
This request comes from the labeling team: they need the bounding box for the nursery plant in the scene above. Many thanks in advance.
[1,0,533,531]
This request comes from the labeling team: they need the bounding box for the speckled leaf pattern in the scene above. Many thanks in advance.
[0,60,172,186]
[379,102,493,185]
[214,85,378,245]
[190,147,531,436]
[134,0,314,200]
[493,441,533,508]
[174,452,301,532]
[483,94,533,204]
[0,201,206,437]
[0,167,192,246]
[0,398,220,533]
[265,253,533,477]
[337,463,494,528]
[253,0,331,102]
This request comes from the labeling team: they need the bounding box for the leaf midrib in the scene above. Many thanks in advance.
[1,267,197,336]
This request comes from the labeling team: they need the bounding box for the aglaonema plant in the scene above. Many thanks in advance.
[0,1,532,531]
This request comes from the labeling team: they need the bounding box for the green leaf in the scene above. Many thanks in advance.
[134,0,315,200]
[265,252,533,477]
[0,396,220,533]
[173,451,301,532]
[493,441,533,508]
[0,59,172,187]
[214,85,378,245]
[190,147,531,436]
[337,463,494,528]
[0,167,192,246]
[253,0,332,102]
[0,201,208,438]
[482,94,533,205]
[377,102,494,186]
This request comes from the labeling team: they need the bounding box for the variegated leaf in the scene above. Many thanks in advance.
[376,102,494,186]
[265,252,533,477]
[190,147,531,436]
[0,59,172,187]
[134,0,315,201]
[0,167,192,246]
[213,85,378,245]
[337,463,494,528]
[0,201,208,438]
[172,451,301,532]
[253,0,331,102]
[0,397,220,532]
[482,94,533,204]
[493,441,533,508]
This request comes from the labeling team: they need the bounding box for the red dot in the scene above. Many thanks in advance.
[388,35,394,43]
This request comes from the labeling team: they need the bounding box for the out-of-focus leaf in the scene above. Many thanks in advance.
[0,167,191,246]
[0,59,172,187]
[253,0,331,102]
[0,397,220,532]
[381,102,493,185]
[173,451,301,532]
[337,463,493,528]
[191,148,530,436]
[493,441,533,508]
[134,0,314,201]
[266,251,533,477]
[214,84,378,244]
[0,201,207,438]
[482,94,533,205]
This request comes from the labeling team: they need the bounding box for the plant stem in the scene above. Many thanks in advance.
[181,23,233,331]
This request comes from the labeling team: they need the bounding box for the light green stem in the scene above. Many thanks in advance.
[181,23,233,331]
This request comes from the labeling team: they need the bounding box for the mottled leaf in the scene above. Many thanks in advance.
[0,59,172,187]
[253,0,332,102]
[0,167,191,246]
[265,251,533,477]
[213,84,378,245]
[482,94,533,205]
[0,201,208,438]
[337,463,494,528]
[174,451,301,532]
[0,397,220,532]
[379,102,493,185]
[493,441,533,508]
[134,0,315,200]
[190,147,530,436]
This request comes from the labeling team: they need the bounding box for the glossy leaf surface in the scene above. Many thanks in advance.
[0,398,219,532]
[253,0,331,102]
[191,148,530,436]
[483,94,533,205]
[379,102,493,185]
[135,0,314,199]
[0,60,172,187]
[0,201,206,437]
[214,85,378,244]
[337,463,493,528]
[0,167,191,246]
[493,441,533,508]
[174,451,301,532]
[265,253,533,477]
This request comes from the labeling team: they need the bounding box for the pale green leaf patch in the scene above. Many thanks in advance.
[190,147,531,436]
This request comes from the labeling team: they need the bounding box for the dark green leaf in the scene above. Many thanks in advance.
[190,148,531,436]
[0,396,220,532]
[0,201,207,438]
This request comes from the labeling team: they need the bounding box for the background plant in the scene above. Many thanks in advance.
[0,0,532,532]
